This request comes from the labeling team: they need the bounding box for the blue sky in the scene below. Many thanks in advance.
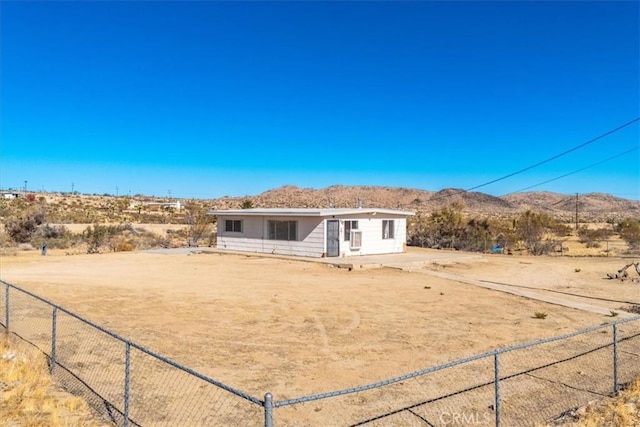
[1,1,639,199]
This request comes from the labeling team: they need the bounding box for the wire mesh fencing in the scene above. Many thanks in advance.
[1,279,639,426]
[271,354,497,426]
[0,280,265,426]
[270,319,640,426]
[498,326,618,425]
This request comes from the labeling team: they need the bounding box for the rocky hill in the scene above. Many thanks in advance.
[3,186,637,225]
[214,185,639,222]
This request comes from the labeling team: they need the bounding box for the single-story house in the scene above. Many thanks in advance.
[209,208,414,258]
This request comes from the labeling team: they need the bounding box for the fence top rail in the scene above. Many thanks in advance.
[274,350,499,407]
[274,315,640,407]
[1,280,263,406]
[497,315,640,354]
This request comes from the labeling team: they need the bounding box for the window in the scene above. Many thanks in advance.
[268,220,298,241]
[382,220,395,239]
[344,220,358,241]
[225,219,242,233]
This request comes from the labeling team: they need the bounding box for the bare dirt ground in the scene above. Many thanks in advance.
[423,253,640,315]
[1,247,637,403]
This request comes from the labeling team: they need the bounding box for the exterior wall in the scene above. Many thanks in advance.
[336,216,407,257]
[216,215,325,257]
[216,213,408,258]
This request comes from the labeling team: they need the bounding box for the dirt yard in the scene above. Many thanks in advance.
[1,247,637,403]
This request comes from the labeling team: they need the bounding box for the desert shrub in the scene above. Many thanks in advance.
[4,210,46,243]
[32,224,77,249]
[550,222,574,236]
[167,228,188,238]
[185,204,214,247]
[407,213,431,247]
[463,218,492,252]
[132,229,170,250]
[83,224,126,253]
[81,223,172,252]
[0,199,10,218]
[408,209,507,252]
[578,226,613,248]
[136,212,167,223]
[110,236,136,252]
[514,210,560,255]
[56,207,100,223]
[618,218,640,250]
[40,224,66,239]
[408,203,467,249]
[0,231,12,248]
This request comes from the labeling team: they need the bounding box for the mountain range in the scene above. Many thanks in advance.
[212,185,639,222]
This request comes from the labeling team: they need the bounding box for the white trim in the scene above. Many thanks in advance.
[209,208,414,217]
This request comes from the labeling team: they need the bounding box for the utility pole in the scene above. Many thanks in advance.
[71,183,75,194]
[575,193,579,232]
[116,186,119,197]
[24,180,27,192]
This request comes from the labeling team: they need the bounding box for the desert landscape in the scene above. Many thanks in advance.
[1,246,639,425]
[1,187,639,426]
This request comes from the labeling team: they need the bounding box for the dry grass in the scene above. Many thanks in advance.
[0,334,110,426]
[550,376,640,426]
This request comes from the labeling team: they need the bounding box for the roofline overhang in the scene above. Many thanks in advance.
[208,208,414,217]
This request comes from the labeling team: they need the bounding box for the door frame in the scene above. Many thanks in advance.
[326,219,340,257]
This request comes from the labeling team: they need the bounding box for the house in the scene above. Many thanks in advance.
[130,200,182,211]
[1,192,20,199]
[209,208,414,258]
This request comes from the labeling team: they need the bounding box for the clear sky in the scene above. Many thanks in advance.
[1,1,639,200]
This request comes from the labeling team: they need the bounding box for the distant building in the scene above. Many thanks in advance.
[132,200,182,210]
[2,192,20,199]
[209,208,414,258]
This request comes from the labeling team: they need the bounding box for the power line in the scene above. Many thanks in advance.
[504,146,639,194]
[466,117,639,192]
[428,117,639,202]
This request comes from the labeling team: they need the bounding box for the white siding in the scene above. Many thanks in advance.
[216,212,409,258]
[217,216,325,257]
[338,216,407,256]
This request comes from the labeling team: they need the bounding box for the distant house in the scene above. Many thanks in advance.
[209,208,414,258]
[2,192,20,199]
[131,200,182,210]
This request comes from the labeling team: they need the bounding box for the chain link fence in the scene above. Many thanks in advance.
[0,280,264,426]
[1,279,639,426]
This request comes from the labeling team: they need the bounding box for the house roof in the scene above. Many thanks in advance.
[208,208,414,217]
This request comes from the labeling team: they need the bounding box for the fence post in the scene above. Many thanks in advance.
[494,351,501,427]
[612,323,619,394]
[50,307,58,373]
[4,283,9,331]
[264,392,273,427]
[124,342,131,427]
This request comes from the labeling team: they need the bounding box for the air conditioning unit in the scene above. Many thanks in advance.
[350,230,362,250]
